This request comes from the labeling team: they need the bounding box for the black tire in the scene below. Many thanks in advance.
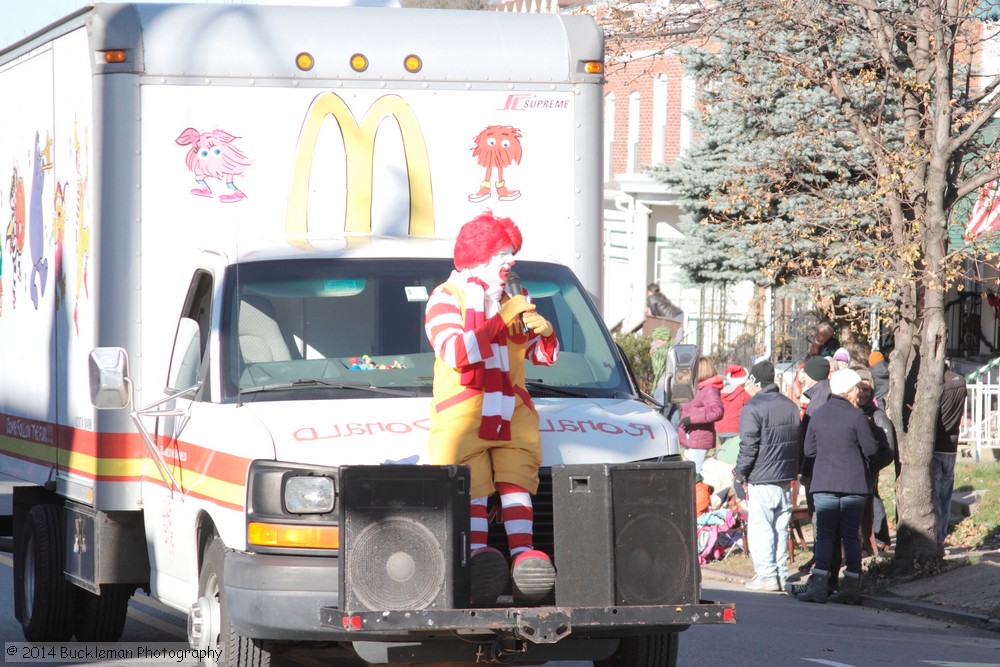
[595,632,680,667]
[16,504,76,641]
[200,536,272,667]
[74,583,134,641]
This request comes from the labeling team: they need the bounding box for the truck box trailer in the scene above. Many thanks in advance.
[0,3,734,665]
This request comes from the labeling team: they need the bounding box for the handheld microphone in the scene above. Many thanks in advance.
[504,271,529,333]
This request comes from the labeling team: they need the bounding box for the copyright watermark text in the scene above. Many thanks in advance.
[4,643,219,665]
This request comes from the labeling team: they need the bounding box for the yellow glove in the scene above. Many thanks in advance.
[500,295,535,326]
[523,311,553,337]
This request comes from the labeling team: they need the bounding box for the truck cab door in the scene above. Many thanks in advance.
[144,271,213,604]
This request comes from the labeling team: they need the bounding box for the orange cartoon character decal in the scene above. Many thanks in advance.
[468,125,522,203]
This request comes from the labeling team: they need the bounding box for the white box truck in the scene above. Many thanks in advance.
[0,3,734,665]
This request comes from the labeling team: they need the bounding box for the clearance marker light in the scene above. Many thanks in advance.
[350,53,369,72]
[583,60,603,74]
[296,52,315,71]
[103,50,127,64]
[403,54,422,73]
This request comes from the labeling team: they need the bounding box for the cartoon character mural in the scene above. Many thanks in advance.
[175,128,251,203]
[73,122,90,335]
[468,125,523,203]
[6,167,26,309]
[52,180,67,308]
[29,132,53,309]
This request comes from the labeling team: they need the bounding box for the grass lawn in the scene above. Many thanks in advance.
[880,460,1000,550]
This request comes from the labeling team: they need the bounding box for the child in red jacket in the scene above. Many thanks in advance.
[717,364,750,443]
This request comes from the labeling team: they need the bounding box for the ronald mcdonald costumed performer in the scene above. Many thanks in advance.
[424,210,559,605]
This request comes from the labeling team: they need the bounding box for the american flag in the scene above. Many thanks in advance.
[966,179,1000,239]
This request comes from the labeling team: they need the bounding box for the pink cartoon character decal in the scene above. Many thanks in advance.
[175,128,251,203]
[468,125,522,203]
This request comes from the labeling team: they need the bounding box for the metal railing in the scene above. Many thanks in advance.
[960,353,999,462]
[961,381,1000,462]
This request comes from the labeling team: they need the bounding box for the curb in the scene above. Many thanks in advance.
[701,566,753,586]
[702,565,1000,632]
[860,594,1000,632]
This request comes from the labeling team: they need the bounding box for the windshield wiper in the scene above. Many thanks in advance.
[240,378,417,397]
[523,380,590,398]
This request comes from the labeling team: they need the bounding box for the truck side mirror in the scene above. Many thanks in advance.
[89,347,131,410]
[663,344,699,406]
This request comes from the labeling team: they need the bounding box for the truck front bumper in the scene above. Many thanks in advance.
[224,550,736,644]
[224,551,346,640]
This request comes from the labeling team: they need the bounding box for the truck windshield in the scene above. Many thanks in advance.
[219,258,633,402]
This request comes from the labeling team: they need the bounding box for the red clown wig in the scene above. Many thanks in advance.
[453,211,523,270]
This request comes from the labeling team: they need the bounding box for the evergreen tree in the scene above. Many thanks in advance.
[649,20,897,315]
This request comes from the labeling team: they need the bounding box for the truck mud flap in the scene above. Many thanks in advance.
[321,601,735,644]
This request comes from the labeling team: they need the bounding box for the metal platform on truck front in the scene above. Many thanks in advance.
[322,601,736,644]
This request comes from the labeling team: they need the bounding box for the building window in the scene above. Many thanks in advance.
[604,92,616,180]
[984,21,1000,102]
[652,74,667,166]
[627,91,641,173]
[680,74,695,155]
[654,243,672,288]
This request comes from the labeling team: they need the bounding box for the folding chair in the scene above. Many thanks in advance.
[787,479,810,560]
[722,496,749,560]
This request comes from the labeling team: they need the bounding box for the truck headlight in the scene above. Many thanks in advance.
[284,476,335,514]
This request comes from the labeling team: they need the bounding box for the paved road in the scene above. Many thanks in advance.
[2,550,999,666]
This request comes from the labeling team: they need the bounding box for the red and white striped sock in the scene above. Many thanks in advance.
[470,496,490,551]
[496,482,533,557]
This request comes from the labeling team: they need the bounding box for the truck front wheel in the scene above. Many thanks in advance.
[196,536,272,667]
[16,504,77,641]
[595,632,679,667]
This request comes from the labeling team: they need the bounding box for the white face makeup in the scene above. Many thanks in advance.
[472,247,516,291]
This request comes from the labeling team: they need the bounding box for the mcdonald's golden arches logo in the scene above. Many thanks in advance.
[286,93,435,247]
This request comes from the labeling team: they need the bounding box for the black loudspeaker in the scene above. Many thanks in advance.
[552,461,698,607]
[340,465,470,612]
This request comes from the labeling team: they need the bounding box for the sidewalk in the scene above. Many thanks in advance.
[701,547,1000,631]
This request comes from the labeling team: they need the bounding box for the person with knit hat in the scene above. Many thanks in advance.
[784,353,835,587]
[853,365,896,558]
[832,347,851,371]
[716,364,750,443]
[797,368,880,604]
[868,350,890,407]
[677,357,725,475]
[733,359,801,592]
[798,355,833,417]
[425,211,559,605]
